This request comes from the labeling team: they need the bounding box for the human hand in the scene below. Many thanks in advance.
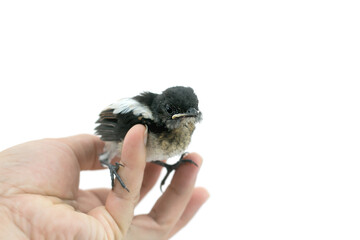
[0,125,209,239]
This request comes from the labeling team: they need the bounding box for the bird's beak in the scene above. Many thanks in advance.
[172,108,200,119]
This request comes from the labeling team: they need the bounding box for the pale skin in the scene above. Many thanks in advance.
[0,125,209,239]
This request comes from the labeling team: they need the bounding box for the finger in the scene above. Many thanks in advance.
[149,153,202,228]
[104,124,147,235]
[167,187,209,238]
[59,134,105,171]
[139,162,163,203]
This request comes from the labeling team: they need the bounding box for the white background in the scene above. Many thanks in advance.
[1,1,360,239]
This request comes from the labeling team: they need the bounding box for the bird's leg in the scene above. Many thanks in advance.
[100,159,129,192]
[152,152,198,192]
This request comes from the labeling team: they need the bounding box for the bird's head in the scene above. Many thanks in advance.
[152,86,202,129]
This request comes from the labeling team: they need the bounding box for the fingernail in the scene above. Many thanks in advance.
[144,124,148,146]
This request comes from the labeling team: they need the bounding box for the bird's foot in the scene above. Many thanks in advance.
[100,160,129,192]
[152,153,198,192]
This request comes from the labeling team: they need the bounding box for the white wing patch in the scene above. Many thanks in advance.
[109,98,154,120]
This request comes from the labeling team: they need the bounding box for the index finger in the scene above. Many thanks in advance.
[59,134,105,171]
[149,153,202,227]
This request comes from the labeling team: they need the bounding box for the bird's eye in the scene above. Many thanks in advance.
[165,104,174,114]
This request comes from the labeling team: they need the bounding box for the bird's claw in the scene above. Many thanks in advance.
[152,153,198,192]
[100,160,129,192]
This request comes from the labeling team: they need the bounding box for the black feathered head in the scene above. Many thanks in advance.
[152,86,202,129]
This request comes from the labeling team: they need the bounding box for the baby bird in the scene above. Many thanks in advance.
[95,86,202,191]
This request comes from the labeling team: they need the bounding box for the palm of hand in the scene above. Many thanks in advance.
[0,126,208,240]
[0,136,114,238]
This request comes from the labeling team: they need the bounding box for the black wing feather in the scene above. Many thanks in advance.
[95,108,143,142]
[95,92,168,141]
[95,109,168,141]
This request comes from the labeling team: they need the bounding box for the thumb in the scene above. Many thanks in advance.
[89,124,147,237]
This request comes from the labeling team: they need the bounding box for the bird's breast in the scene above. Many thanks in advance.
[145,121,196,161]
